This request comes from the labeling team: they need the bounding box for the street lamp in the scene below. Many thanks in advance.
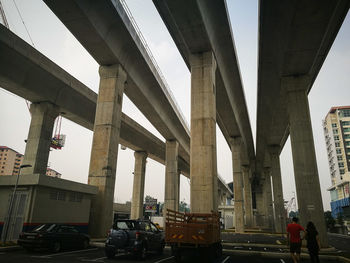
[1,164,32,244]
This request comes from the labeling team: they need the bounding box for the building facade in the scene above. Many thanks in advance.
[46,168,62,178]
[0,146,23,176]
[323,106,350,220]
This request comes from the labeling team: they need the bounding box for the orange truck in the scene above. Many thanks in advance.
[165,209,222,262]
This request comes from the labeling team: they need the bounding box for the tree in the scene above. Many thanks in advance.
[179,200,190,213]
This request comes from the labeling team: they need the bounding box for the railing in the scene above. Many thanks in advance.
[119,0,189,131]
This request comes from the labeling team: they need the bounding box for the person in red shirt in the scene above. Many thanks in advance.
[287,217,305,263]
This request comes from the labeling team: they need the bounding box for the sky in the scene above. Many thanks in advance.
[0,0,349,211]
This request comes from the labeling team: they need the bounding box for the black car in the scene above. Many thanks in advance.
[105,219,165,260]
[17,224,90,252]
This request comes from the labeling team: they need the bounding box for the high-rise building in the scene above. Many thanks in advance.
[323,106,350,219]
[0,146,23,176]
[0,146,62,178]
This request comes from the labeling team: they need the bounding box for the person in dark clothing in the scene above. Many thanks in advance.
[305,221,321,263]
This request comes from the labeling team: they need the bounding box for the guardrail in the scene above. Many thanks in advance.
[119,0,189,131]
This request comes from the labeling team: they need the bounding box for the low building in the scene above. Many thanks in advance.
[113,202,131,220]
[0,146,23,176]
[0,174,97,241]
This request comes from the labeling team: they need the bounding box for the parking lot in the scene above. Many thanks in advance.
[0,246,341,263]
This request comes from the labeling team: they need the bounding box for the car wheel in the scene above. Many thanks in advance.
[105,249,115,259]
[83,239,89,249]
[158,241,165,255]
[51,241,61,253]
[137,245,147,260]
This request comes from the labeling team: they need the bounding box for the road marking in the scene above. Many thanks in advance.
[31,248,98,258]
[280,259,285,263]
[276,240,282,244]
[233,246,243,249]
[153,256,174,263]
[81,256,108,262]
[0,253,5,255]
[221,256,230,263]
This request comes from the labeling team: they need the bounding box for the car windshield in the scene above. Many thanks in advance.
[113,221,135,230]
[33,224,57,232]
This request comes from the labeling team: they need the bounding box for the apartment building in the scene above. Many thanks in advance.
[0,146,23,176]
[323,106,350,220]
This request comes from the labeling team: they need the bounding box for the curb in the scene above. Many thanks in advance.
[0,245,22,252]
[222,242,338,253]
[223,248,350,262]
[90,242,105,248]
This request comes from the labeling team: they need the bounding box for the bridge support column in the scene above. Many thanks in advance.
[189,51,218,213]
[243,166,253,228]
[269,145,285,233]
[231,137,244,233]
[88,64,126,237]
[130,151,148,219]
[176,170,181,211]
[254,183,265,228]
[164,140,179,216]
[22,102,59,175]
[263,168,274,230]
[285,76,328,246]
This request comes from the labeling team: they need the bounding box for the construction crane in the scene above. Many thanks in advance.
[0,0,66,150]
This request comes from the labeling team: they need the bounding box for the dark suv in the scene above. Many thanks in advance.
[105,219,165,260]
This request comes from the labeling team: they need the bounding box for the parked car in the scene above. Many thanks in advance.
[17,224,90,252]
[105,219,165,260]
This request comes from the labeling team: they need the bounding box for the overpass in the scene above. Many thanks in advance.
[256,0,349,245]
[152,0,255,232]
[0,22,232,234]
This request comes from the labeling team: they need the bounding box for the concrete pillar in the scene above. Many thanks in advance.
[242,166,253,228]
[21,102,59,175]
[284,76,328,246]
[231,137,244,233]
[263,167,274,230]
[164,140,179,216]
[189,51,218,213]
[88,64,126,237]
[176,170,181,211]
[130,151,148,220]
[254,183,265,228]
[269,145,285,233]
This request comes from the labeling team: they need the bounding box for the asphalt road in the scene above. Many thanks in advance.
[0,247,340,263]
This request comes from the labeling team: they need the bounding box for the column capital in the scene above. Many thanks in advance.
[282,75,311,93]
[268,145,280,156]
[29,102,60,118]
[134,151,148,159]
[189,51,216,69]
[99,64,127,80]
[229,136,242,148]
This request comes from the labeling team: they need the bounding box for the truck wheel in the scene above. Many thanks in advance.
[51,241,61,253]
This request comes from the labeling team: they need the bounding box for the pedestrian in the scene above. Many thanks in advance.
[287,217,305,263]
[305,221,321,263]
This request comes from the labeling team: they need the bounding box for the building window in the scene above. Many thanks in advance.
[346,142,350,146]
[336,149,342,154]
[340,169,345,175]
[333,129,338,134]
[334,135,340,141]
[342,121,350,126]
[345,134,350,139]
[338,162,344,168]
[332,123,337,128]
[50,190,66,201]
[341,109,350,117]
[344,128,350,133]
[335,142,340,147]
[337,156,343,161]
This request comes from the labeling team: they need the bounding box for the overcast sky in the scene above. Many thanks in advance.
[0,0,349,211]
